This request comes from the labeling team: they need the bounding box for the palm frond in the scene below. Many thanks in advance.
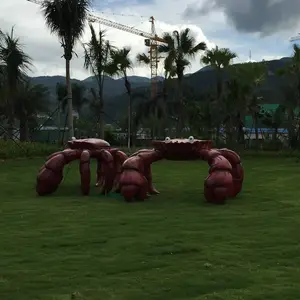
[201,46,237,69]
[0,27,32,85]
[158,28,206,78]
[136,53,150,65]
[41,0,91,57]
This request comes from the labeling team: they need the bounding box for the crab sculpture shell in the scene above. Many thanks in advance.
[152,136,212,160]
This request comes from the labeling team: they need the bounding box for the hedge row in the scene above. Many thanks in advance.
[0,140,299,160]
[0,140,62,159]
[0,140,140,159]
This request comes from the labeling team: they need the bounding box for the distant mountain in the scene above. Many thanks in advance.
[186,57,292,103]
[28,57,293,120]
[30,75,150,98]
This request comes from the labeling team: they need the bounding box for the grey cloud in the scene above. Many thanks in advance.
[183,0,300,35]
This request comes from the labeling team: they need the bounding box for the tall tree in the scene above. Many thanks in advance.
[55,82,67,140]
[136,52,176,135]
[83,25,114,139]
[201,46,237,101]
[158,28,207,131]
[276,44,300,146]
[71,83,88,116]
[0,27,32,138]
[59,82,87,116]
[201,46,237,143]
[15,81,49,141]
[41,0,91,139]
[234,62,267,144]
[56,82,88,141]
[108,47,133,149]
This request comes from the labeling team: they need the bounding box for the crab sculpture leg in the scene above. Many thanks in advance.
[118,148,244,204]
[119,149,163,201]
[198,148,244,203]
[96,149,128,192]
[36,148,115,196]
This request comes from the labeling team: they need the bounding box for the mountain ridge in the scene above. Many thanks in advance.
[28,56,292,120]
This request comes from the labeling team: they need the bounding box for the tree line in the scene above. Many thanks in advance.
[1,0,300,151]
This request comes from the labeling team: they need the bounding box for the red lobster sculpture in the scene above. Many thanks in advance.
[36,137,244,204]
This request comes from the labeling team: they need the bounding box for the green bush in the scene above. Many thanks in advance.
[0,140,62,159]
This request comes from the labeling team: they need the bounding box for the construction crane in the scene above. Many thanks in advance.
[26,0,167,98]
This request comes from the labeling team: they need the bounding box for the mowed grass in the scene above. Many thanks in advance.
[0,157,300,300]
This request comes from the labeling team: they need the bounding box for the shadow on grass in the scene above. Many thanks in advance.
[48,184,125,202]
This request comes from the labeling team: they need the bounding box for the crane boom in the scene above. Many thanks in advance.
[88,14,166,43]
[26,0,166,98]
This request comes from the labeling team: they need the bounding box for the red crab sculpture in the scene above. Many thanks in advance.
[118,137,244,204]
[36,137,244,204]
[36,138,127,196]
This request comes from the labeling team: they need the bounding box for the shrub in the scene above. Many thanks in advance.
[0,140,61,159]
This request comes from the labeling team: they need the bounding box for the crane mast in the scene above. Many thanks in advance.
[26,0,167,99]
[147,16,159,99]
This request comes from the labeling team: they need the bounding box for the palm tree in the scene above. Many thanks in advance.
[108,47,133,149]
[130,91,167,139]
[58,82,87,116]
[261,105,286,142]
[223,77,252,146]
[201,46,237,101]
[276,45,300,146]
[15,81,49,141]
[0,64,7,118]
[136,52,176,84]
[136,52,176,136]
[71,83,88,116]
[83,25,115,139]
[158,28,207,131]
[201,46,237,144]
[55,82,67,140]
[235,62,267,145]
[56,82,88,140]
[0,27,32,138]
[41,0,91,139]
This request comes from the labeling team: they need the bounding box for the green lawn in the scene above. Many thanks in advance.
[0,157,300,300]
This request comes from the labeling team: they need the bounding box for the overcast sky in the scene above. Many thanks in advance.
[0,0,299,80]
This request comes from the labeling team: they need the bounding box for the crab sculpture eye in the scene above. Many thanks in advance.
[165,137,171,142]
[188,136,194,143]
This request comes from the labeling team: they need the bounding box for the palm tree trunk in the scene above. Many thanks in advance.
[215,69,223,145]
[65,59,74,139]
[98,92,105,139]
[128,94,131,149]
[7,112,14,139]
[124,74,132,150]
[254,113,259,149]
[177,77,184,134]
[7,88,15,139]
[57,101,61,144]
[19,115,28,141]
